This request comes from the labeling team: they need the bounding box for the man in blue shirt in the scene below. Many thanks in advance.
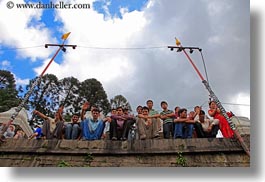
[80,102,108,140]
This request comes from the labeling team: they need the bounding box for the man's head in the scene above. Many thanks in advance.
[160,101,168,110]
[175,106,180,113]
[116,106,123,116]
[194,106,200,112]
[111,108,116,115]
[91,105,98,111]
[72,113,80,123]
[9,125,15,131]
[146,100,153,109]
[199,110,206,122]
[91,108,100,120]
[189,111,195,119]
[123,108,129,115]
[142,106,149,116]
[136,105,142,114]
[178,108,187,118]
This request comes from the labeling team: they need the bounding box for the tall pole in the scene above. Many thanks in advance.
[0,32,76,142]
[168,39,250,157]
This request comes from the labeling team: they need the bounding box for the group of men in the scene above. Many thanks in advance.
[31,99,220,141]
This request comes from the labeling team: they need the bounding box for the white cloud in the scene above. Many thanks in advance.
[34,0,145,97]
[0,0,54,61]
[15,76,30,86]
[225,93,250,119]
[31,0,249,119]
[0,60,12,69]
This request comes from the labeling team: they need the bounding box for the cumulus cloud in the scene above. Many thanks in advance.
[33,0,250,118]
[14,76,30,86]
[0,0,54,61]
[0,60,12,70]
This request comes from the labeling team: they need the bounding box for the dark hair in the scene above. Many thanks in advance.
[116,106,123,111]
[174,106,180,111]
[111,108,116,111]
[178,108,187,116]
[160,101,167,106]
[72,113,80,117]
[199,110,205,115]
[146,100,153,104]
[91,108,100,113]
[194,106,200,111]
[136,105,142,110]
[142,106,149,112]
[209,101,215,106]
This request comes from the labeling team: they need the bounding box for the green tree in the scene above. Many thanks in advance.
[0,70,20,112]
[26,74,61,125]
[110,94,132,111]
[79,78,110,115]
[59,76,82,121]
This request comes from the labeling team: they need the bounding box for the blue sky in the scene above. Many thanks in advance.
[0,0,148,83]
[0,0,250,118]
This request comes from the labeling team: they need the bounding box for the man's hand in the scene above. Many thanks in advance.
[58,106,64,113]
[82,102,90,111]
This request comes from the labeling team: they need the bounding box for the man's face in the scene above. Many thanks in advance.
[180,110,187,118]
[117,108,123,116]
[199,114,205,122]
[111,109,116,115]
[194,106,200,113]
[161,103,167,110]
[189,111,195,118]
[137,107,142,114]
[142,109,149,116]
[147,101,153,109]
[9,126,14,131]
[92,111,99,120]
[72,115,79,123]
[124,110,129,115]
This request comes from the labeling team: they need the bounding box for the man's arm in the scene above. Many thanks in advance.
[33,110,48,120]
[137,114,148,120]
[174,118,190,123]
[149,114,161,118]
[28,132,38,140]
[56,106,64,121]
[160,112,174,119]
[103,117,112,122]
[111,115,126,120]
[81,102,90,121]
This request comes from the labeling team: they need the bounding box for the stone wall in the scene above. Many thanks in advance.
[0,136,250,167]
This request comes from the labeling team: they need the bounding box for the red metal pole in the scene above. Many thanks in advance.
[0,41,66,141]
[169,40,250,157]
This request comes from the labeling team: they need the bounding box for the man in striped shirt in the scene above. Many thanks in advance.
[160,101,175,139]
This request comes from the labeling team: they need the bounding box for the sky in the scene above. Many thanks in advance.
[0,0,250,118]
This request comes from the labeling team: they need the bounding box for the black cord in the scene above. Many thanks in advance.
[199,50,209,84]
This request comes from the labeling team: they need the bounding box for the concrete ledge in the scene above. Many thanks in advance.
[0,136,250,155]
[0,136,250,167]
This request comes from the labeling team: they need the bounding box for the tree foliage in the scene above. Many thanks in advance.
[26,75,111,125]
[59,77,83,120]
[79,78,111,115]
[0,70,20,112]
[27,74,61,123]
[110,94,132,111]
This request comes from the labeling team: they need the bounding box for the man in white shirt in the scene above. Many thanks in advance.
[194,110,219,138]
